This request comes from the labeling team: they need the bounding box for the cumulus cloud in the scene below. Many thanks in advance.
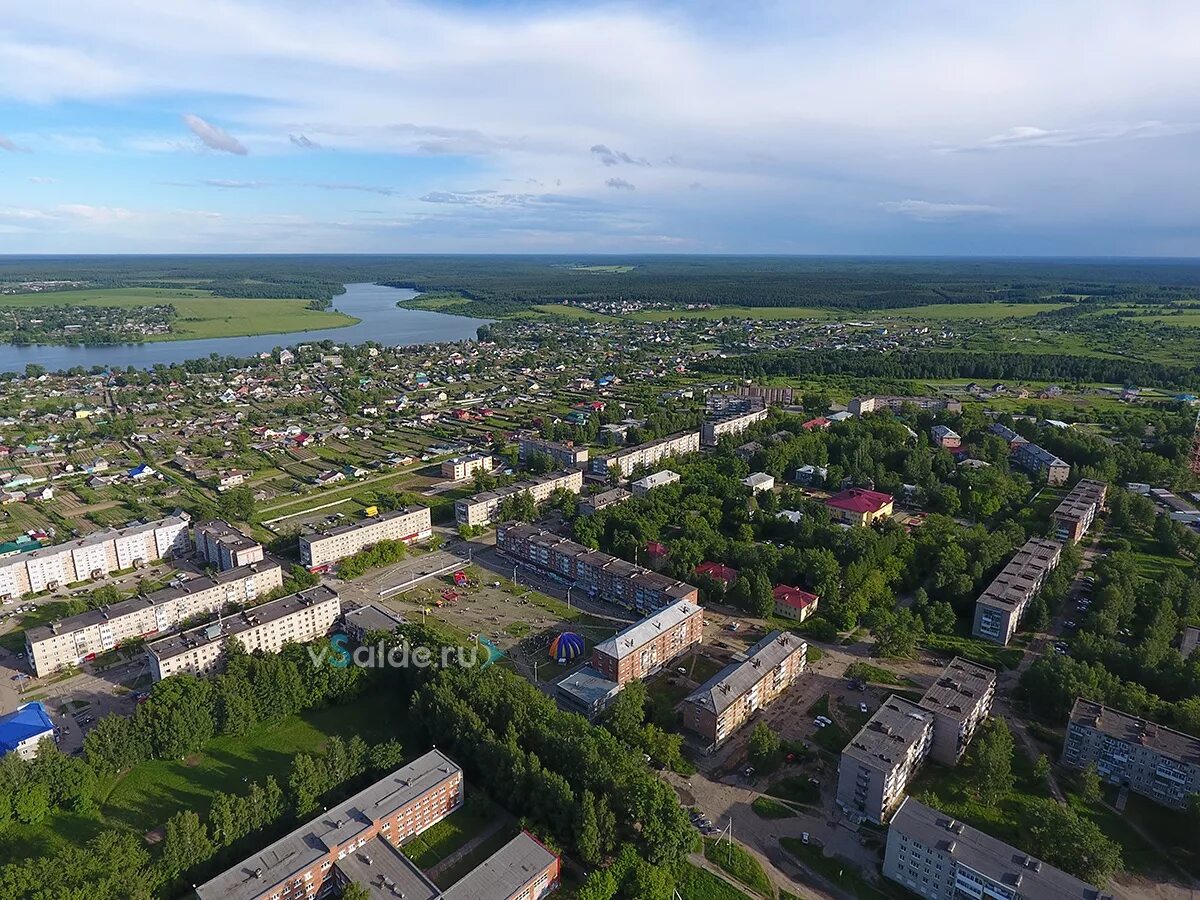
[182,113,248,155]
[879,200,1002,222]
[605,178,636,191]
[590,144,650,167]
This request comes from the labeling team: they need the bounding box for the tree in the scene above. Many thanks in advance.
[1027,799,1123,885]
[158,809,214,882]
[340,884,372,900]
[1033,754,1051,785]
[1078,763,1103,805]
[208,791,243,848]
[576,868,618,900]
[873,607,923,658]
[970,718,1014,805]
[217,485,256,522]
[578,790,603,866]
[288,753,326,816]
[605,681,647,745]
[141,674,215,758]
[747,722,782,772]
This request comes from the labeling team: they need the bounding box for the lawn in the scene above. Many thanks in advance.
[0,287,357,340]
[631,305,836,323]
[429,823,520,889]
[673,861,753,900]
[806,694,853,753]
[844,661,912,687]
[885,302,1069,320]
[529,304,619,322]
[921,631,1024,670]
[752,796,797,819]
[765,776,820,807]
[704,837,775,896]
[400,792,504,869]
[781,838,903,900]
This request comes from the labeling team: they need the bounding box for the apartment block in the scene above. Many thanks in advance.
[455,469,584,528]
[195,520,264,572]
[578,487,630,516]
[630,469,679,495]
[300,506,432,567]
[588,431,701,481]
[683,630,806,748]
[518,435,589,469]
[971,537,1062,645]
[495,523,699,614]
[836,696,934,824]
[848,395,963,416]
[440,453,494,481]
[917,658,997,765]
[930,425,961,449]
[1013,441,1071,485]
[1062,698,1200,810]
[987,422,1029,450]
[884,797,1112,900]
[1052,478,1107,543]
[825,488,894,527]
[592,599,705,685]
[0,515,191,599]
[25,561,282,677]
[701,407,769,446]
[441,832,560,900]
[148,585,340,681]
[195,750,465,900]
[772,584,819,622]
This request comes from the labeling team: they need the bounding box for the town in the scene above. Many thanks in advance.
[0,305,1198,900]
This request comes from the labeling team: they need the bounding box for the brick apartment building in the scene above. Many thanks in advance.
[1051,478,1107,543]
[971,537,1062,645]
[25,561,282,677]
[495,523,699,613]
[195,520,264,572]
[916,658,997,765]
[455,470,584,528]
[683,630,806,748]
[591,599,704,685]
[148,584,340,681]
[518,435,590,469]
[1013,441,1071,485]
[300,506,432,568]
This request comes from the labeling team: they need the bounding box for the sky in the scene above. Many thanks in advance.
[1,0,1199,255]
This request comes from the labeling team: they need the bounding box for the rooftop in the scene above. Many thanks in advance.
[343,603,407,636]
[826,487,893,514]
[195,519,259,552]
[441,832,557,900]
[1052,479,1108,522]
[890,797,1111,900]
[556,665,621,708]
[842,696,933,770]
[460,469,579,506]
[300,506,428,543]
[593,599,701,661]
[773,584,818,610]
[0,701,55,753]
[334,835,440,900]
[976,538,1062,611]
[4,514,188,566]
[917,657,997,723]
[1069,698,1200,766]
[685,631,805,716]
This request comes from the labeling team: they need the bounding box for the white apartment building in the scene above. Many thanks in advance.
[630,470,680,496]
[440,453,495,481]
[588,431,701,481]
[518,435,589,469]
[148,585,341,681]
[0,515,191,598]
[971,537,1062,646]
[25,561,282,676]
[300,506,432,568]
[195,520,264,572]
[455,469,584,528]
[700,407,769,446]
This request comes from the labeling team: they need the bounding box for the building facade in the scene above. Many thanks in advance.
[518,435,589,469]
[917,657,997,766]
[0,701,55,759]
[1062,698,1200,810]
[836,696,935,824]
[0,515,191,599]
[683,630,806,748]
[849,396,963,416]
[148,585,340,681]
[591,599,704,685]
[930,425,961,449]
[195,520,264,572]
[588,431,701,481]
[496,523,699,613]
[772,584,819,622]
[884,797,1112,900]
[971,538,1062,645]
[700,407,769,446]
[300,506,433,568]
[630,470,680,495]
[455,470,584,528]
[440,453,495,481]
[825,488,894,526]
[1052,478,1107,544]
[25,561,282,677]
[578,488,630,516]
[1013,441,1071,485]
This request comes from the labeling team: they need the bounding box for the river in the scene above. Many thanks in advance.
[0,283,489,373]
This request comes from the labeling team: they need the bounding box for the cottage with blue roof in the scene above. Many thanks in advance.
[0,701,55,760]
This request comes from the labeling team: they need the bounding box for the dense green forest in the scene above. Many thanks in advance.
[3,255,1200,312]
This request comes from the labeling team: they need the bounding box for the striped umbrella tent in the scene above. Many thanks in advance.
[548,632,586,664]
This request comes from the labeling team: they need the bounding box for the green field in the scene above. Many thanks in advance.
[885,302,1069,320]
[630,305,836,322]
[568,264,636,273]
[0,287,357,340]
[619,302,1067,324]
[529,304,619,322]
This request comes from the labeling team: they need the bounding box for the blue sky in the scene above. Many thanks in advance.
[2,0,1199,254]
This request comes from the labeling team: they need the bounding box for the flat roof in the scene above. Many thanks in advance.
[556,665,621,708]
[976,538,1061,611]
[196,519,260,552]
[594,599,701,661]
[842,696,933,771]
[1,514,187,567]
[686,631,805,716]
[195,750,461,900]
[25,560,281,645]
[584,488,631,507]
[334,835,440,900]
[918,657,996,723]
[344,603,407,635]
[148,584,338,662]
[441,832,557,900]
[631,470,679,489]
[600,430,699,462]
[301,506,429,543]
[890,797,1111,900]
[1069,698,1200,766]
[1052,479,1107,522]
[459,470,580,507]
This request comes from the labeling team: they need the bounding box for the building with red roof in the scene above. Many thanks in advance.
[801,417,832,431]
[696,561,739,585]
[825,488,894,526]
[645,541,670,568]
[772,585,820,622]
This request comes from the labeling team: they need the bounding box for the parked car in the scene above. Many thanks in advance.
[859,702,869,714]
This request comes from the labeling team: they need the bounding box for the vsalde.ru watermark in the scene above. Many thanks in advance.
[307,634,502,670]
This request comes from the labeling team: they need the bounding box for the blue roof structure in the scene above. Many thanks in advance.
[0,702,55,755]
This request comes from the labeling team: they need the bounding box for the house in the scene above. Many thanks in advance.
[0,701,55,759]
[742,472,775,493]
[128,463,156,481]
[278,349,295,365]
[773,584,819,622]
[801,417,831,431]
[825,488,894,526]
[314,470,346,486]
[793,464,828,486]
[696,561,739,585]
[930,425,961,449]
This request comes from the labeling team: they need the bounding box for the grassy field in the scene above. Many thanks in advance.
[630,305,836,322]
[885,302,1069,320]
[674,861,753,900]
[528,304,619,322]
[782,837,902,900]
[0,287,357,340]
[703,838,775,897]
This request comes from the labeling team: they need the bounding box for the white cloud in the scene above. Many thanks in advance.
[0,134,28,152]
[879,200,1003,222]
[942,121,1200,153]
[56,204,136,223]
[183,113,248,155]
[28,176,57,184]
[605,178,636,191]
[203,179,263,188]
